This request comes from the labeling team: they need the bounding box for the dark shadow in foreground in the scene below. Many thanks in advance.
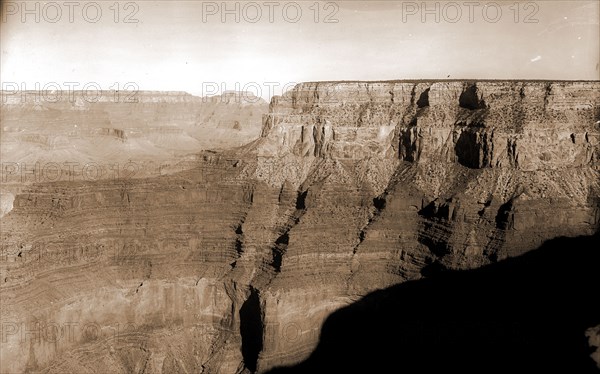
[267,233,600,373]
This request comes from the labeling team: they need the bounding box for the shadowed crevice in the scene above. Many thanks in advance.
[416,88,430,108]
[454,130,481,168]
[240,287,263,373]
[271,189,309,272]
[459,84,486,110]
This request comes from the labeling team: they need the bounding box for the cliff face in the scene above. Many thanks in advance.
[251,81,600,370]
[1,81,599,373]
[259,81,598,169]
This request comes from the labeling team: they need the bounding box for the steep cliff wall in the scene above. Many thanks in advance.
[1,81,598,373]
[252,80,600,370]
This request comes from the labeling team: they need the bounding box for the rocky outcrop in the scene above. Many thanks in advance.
[1,81,598,373]
[251,80,600,371]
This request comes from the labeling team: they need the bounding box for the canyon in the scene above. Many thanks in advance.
[1,80,599,373]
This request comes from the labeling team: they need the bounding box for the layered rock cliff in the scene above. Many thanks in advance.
[1,81,599,373]
[250,81,600,370]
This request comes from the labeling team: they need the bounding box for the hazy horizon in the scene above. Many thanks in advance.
[1,0,599,100]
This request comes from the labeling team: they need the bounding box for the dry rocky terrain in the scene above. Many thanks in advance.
[1,81,599,373]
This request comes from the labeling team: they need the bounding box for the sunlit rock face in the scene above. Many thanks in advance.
[252,81,600,370]
[1,81,599,373]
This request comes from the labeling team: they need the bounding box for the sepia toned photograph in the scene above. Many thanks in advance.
[1,1,599,373]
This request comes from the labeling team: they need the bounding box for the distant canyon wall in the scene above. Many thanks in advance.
[0,91,268,189]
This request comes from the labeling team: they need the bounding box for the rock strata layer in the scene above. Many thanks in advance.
[1,81,599,373]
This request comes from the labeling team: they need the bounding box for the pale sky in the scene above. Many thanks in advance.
[1,1,599,99]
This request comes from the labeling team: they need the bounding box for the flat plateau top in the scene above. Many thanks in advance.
[299,79,600,84]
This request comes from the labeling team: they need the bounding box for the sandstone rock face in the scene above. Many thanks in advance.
[1,81,599,373]
[252,81,600,370]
